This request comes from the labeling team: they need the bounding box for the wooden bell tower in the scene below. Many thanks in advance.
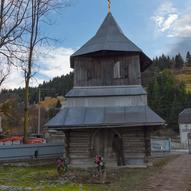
[46,9,164,167]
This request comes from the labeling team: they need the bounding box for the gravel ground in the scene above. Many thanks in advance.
[143,154,191,191]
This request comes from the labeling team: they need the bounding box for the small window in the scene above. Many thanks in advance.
[113,61,121,79]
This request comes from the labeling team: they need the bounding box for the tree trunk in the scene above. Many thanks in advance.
[23,79,29,143]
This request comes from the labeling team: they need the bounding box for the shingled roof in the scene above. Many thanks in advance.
[45,105,165,129]
[70,13,152,71]
[65,85,147,98]
[179,108,191,124]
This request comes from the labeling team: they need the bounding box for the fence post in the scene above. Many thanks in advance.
[188,133,191,154]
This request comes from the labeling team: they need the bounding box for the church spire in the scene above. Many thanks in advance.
[108,0,111,13]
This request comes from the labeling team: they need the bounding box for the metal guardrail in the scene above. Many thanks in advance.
[0,143,64,162]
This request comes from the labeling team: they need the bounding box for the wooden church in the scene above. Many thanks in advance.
[46,10,165,167]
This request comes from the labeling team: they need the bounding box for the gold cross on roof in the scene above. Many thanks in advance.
[108,0,111,13]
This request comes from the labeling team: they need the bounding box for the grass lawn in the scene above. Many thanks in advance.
[0,155,178,191]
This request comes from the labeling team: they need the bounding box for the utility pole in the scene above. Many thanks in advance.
[37,88,41,135]
[0,116,2,133]
[37,87,55,135]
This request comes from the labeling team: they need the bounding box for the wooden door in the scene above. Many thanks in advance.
[91,129,121,165]
[93,129,105,156]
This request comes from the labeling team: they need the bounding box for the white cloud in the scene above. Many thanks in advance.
[152,1,178,33]
[156,1,177,15]
[169,7,191,37]
[152,1,191,38]
[1,47,75,90]
[2,67,24,90]
[37,47,74,79]
[160,14,178,32]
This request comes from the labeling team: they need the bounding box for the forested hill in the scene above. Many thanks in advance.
[0,73,73,104]
[143,51,191,131]
[142,51,191,89]
[1,51,191,103]
[1,51,191,130]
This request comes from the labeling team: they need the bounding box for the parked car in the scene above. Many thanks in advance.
[0,136,46,145]
[29,134,44,139]
[0,136,23,146]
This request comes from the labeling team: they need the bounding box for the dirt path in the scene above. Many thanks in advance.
[145,154,191,191]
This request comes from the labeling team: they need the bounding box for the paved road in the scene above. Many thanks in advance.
[145,155,191,191]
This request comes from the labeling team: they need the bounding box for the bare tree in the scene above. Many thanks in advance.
[0,0,71,141]
[22,0,68,142]
[0,0,29,87]
[0,64,10,86]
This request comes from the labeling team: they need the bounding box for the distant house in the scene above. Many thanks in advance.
[179,109,191,144]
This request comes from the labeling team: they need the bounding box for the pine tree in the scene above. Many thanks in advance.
[186,51,191,67]
[147,70,189,130]
[175,53,184,69]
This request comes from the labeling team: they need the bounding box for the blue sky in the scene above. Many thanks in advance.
[4,0,191,89]
[43,0,191,57]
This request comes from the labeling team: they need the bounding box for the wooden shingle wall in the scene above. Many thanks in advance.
[74,55,141,87]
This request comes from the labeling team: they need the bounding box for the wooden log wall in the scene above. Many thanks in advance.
[67,127,150,167]
[144,127,151,162]
[68,129,93,166]
[74,55,141,87]
[120,127,147,165]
